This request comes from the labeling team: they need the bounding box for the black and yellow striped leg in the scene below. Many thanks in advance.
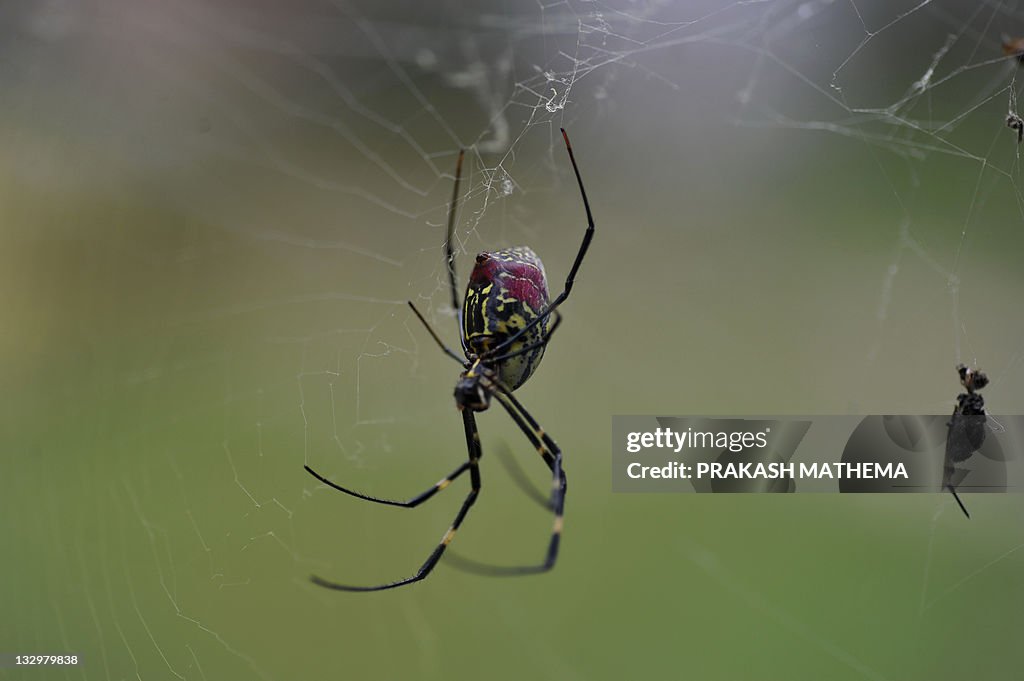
[408,302,465,366]
[495,388,565,573]
[485,127,594,360]
[309,410,483,592]
[304,461,470,509]
[448,385,566,577]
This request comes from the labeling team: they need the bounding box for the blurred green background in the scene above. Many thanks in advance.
[4,1,1024,679]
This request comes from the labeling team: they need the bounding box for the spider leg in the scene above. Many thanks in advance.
[444,438,556,574]
[444,151,465,311]
[309,409,483,592]
[485,128,593,359]
[486,311,562,365]
[304,461,470,508]
[446,384,566,577]
[493,381,559,474]
[408,301,465,365]
[550,127,596,312]
[443,151,469,350]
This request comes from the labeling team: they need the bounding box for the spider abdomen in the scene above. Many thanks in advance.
[463,246,551,390]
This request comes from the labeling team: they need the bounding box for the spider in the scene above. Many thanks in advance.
[304,128,594,591]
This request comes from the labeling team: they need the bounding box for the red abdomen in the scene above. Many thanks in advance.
[462,247,551,390]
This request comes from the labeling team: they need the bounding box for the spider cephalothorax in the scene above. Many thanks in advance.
[454,362,493,412]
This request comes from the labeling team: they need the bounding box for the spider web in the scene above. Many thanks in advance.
[4,0,1024,679]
